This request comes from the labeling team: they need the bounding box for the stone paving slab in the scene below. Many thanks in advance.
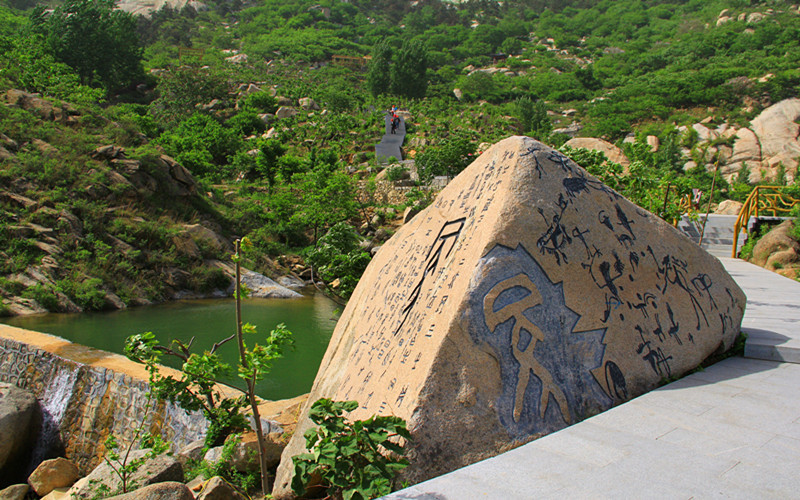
[375,114,405,162]
[718,257,800,363]
[385,257,800,499]
[385,358,800,499]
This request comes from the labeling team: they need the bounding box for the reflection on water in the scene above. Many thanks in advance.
[2,293,339,400]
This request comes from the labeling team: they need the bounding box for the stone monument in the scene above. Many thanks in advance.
[273,136,746,496]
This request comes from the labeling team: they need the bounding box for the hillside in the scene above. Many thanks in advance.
[1,0,799,315]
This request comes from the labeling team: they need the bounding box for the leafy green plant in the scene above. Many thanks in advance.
[101,391,169,495]
[291,398,411,500]
[125,238,294,497]
[185,433,259,494]
[304,222,371,298]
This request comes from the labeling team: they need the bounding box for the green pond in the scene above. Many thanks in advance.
[1,293,339,400]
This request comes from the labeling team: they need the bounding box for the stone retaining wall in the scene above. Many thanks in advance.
[0,325,207,474]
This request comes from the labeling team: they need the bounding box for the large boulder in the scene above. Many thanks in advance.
[67,451,183,499]
[0,484,28,500]
[750,220,800,272]
[750,98,800,181]
[0,383,37,485]
[272,136,746,496]
[195,476,247,500]
[105,481,194,500]
[27,457,80,496]
[563,137,630,166]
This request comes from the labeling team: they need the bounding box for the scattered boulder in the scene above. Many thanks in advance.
[105,481,194,500]
[230,431,285,472]
[298,98,319,111]
[226,54,248,64]
[715,200,744,215]
[751,221,800,271]
[0,484,28,500]
[239,269,303,299]
[563,137,630,166]
[175,440,205,467]
[273,136,746,495]
[195,476,247,500]
[28,458,80,497]
[0,383,37,484]
[92,145,126,161]
[67,451,183,499]
[750,98,800,181]
[0,191,37,209]
[278,276,305,290]
[275,106,299,119]
[181,224,229,254]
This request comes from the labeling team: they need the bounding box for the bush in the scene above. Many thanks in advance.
[292,399,410,500]
[416,136,476,181]
[240,91,278,114]
[304,222,370,298]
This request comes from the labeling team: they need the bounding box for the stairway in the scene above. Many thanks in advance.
[677,214,751,258]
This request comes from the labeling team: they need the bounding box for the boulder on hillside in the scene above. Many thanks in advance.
[276,106,298,119]
[751,220,800,271]
[67,451,183,499]
[4,90,74,123]
[715,200,744,216]
[750,98,800,182]
[563,137,630,166]
[298,97,319,111]
[28,457,80,497]
[0,383,38,485]
[272,137,746,496]
[0,484,28,500]
[726,127,761,183]
[196,476,247,500]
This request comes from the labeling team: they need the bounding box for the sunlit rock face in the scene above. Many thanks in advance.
[273,136,746,497]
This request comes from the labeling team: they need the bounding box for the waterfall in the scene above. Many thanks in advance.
[28,363,78,472]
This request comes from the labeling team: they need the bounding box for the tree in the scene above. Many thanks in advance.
[515,96,552,139]
[366,40,393,97]
[30,0,143,92]
[391,38,428,99]
[125,238,293,497]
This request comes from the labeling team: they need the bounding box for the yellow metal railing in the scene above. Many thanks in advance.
[732,186,800,257]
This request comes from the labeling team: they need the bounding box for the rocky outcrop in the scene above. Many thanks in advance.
[3,90,78,124]
[273,137,746,496]
[564,137,630,166]
[0,383,37,485]
[115,0,206,18]
[210,261,302,299]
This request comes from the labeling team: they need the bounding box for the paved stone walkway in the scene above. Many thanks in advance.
[375,113,406,163]
[385,257,800,499]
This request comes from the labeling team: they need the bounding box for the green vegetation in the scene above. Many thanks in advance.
[0,0,798,310]
[125,239,294,496]
[292,398,411,500]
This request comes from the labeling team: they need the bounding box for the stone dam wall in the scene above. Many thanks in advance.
[0,325,207,475]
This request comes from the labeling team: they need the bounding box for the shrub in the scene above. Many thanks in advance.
[292,398,411,500]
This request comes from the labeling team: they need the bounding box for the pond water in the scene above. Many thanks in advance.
[1,293,340,400]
